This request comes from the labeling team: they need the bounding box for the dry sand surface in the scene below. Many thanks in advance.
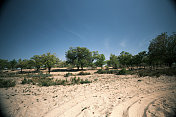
[0,72,176,117]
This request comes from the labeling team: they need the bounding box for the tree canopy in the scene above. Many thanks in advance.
[65,47,92,70]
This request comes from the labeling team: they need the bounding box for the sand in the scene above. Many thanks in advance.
[0,73,176,117]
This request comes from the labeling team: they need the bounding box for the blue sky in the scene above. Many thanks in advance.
[0,0,176,60]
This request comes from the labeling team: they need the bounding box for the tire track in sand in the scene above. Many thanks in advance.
[110,90,175,117]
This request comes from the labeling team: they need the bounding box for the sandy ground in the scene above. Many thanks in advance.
[0,73,176,117]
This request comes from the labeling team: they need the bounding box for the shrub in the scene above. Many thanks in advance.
[137,68,176,77]
[118,68,127,75]
[70,77,80,84]
[78,72,91,75]
[70,77,92,84]
[0,79,16,88]
[80,79,92,84]
[64,73,73,77]
[54,79,67,85]
[21,78,34,84]
[95,69,118,74]
[37,77,54,86]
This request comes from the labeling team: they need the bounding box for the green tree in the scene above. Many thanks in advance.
[132,51,147,68]
[17,59,28,73]
[31,55,43,71]
[109,54,119,69]
[118,51,132,68]
[148,32,176,67]
[42,53,59,73]
[0,59,9,71]
[9,59,17,70]
[65,47,92,70]
[93,52,105,69]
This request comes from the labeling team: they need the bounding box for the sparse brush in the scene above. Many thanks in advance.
[80,79,92,84]
[0,79,16,88]
[64,73,73,77]
[95,69,118,74]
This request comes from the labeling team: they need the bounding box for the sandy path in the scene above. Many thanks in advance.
[0,75,176,117]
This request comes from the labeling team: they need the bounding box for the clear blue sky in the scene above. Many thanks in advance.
[0,0,176,60]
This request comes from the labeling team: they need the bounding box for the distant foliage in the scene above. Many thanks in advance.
[148,32,176,67]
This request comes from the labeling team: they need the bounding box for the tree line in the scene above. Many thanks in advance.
[0,32,175,73]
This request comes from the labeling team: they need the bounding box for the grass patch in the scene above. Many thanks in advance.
[0,79,16,88]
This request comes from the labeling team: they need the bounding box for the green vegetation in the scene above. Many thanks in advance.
[117,68,127,75]
[108,54,119,69]
[64,73,73,77]
[70,77,92,84]
[78,72,91,75]
[92,51,106,69]
[66,47,92,70]
[42,53,59,73]
[0,79,16,88]
[95,69,119,74]
[0,32,176,79]
[137,68,176,77]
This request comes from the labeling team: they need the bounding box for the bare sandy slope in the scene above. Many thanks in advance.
[0,74,176,117]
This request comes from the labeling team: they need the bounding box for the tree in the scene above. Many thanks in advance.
[31,55,43,71]
[42,53,59,73]
[9,59,17,70]
[132,51,147,68]
[109,54,119,69]
[0,59,9,71]
[118,51,132,68]
[65,47,92,70]
[148,32,176,67]
[17,59,28,73]
[93,52,105,69]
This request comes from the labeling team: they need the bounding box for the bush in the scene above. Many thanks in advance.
[78,72,91,75]
[21,78,34,84]
[70,77,92,85]
[117,68,127,75]
[54,79,67,85]
[0,79,16,88]
[80,79,92,84]
[64,73,73,77]
[137,68,176,77]
[95,69,118,74]
[70,77,80,84]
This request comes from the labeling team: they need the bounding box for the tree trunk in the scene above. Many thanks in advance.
[48,67,51,74]
[21,68,22,73]
[77,66,79,70]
